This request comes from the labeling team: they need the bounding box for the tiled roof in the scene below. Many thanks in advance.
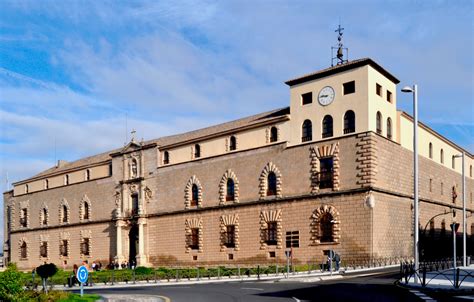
[285,58,400,86]
[16,107,290,184]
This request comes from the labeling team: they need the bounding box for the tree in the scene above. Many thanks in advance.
[0,263,25,301]
[36,263,58,293]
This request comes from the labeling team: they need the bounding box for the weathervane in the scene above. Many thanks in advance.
[331,23,349,66]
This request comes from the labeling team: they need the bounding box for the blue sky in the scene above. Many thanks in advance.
[0,1,473,192]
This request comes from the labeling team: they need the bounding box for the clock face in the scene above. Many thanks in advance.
[318,86,335,106]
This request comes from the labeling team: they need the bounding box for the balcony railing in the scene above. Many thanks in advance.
[301,136,312,142]
[344,128,355,134]
[322,132,333,138]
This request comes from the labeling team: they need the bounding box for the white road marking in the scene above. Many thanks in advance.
[241,287,264,291]
[292,297,301,302]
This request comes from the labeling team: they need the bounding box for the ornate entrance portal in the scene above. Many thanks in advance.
[129,224,139,265]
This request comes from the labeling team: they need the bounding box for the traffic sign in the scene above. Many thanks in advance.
[77,265,89,283]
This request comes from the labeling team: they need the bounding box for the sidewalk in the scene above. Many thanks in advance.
[56,265,398,291]
[403,265,474,290]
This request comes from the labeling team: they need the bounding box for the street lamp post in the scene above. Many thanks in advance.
[454,152,466,267]
[401,84,419,280]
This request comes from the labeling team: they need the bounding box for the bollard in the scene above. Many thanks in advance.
[154,271,157,283]
[422,266,426,287]
[276,264,278,276]
[197,267,200,281]
[218,267,220,280]
[455,268,460,288]
[238,266,241,280]
[133,269,136,284]
[176,269,179,282]
[111,271,115,285]
[257,265,260,280]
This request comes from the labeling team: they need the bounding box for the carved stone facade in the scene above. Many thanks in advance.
[258,162,283,199]
[184,176,203,209]
[219,214,239,251]
[218,170,239,205]
[259,209,283,250]
[185,218,203,253]
[310,204,341,245]
[310,143,340,194]
[356,133,378,187]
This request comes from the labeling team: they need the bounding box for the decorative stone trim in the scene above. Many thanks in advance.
[258,162,283,199]
[19,200,30,228]
[219,170,240,205]
[220,214,239,251]
[266,125,280,143]
[6,200,15,232]
[310,205,341,245]
[79,195,92,222]
[39,203,49,226]
[259,209,283,250]
[355,133,378,187]
[185,218,203,253]
[59,198,70,225]
[18,236,29,260]
[39,234,50,260]
[144,186,153,203]
[59,231,70,258]
[80,229,92,257]
[184,176,203,209]
[309,143,340,194]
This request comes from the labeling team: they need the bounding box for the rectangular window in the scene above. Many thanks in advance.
[269,251,276,258]
[131,194,139,216]
[81,238,90,256]
[226,225,235,248]
[285,231,300,248]
[20,208,28,227]
[40,241,48,258]
[386,90,392,103]
[60,240,68,257]
[376,83,382,96]
[267,222,278,245]
[301,92,312,105]
[191,228,199,250]
[343,81,355,95]
[319,157,334,189]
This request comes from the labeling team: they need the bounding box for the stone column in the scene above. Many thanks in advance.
[136,218,148,266]
[114,220,125,265]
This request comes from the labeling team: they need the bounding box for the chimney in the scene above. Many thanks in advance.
[57,160,68,168]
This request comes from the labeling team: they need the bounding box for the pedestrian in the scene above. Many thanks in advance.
[73,264,78,286]
[335,253,341,271]
[327,254,332,271]
[91,261,97,271]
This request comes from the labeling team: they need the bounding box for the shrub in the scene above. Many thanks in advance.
[0,263,25,301]
[134,266,153,275]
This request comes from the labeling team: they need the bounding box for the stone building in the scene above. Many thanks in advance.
[3,58,474,270]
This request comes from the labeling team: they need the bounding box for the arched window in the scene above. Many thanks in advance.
[42,208,48,226]
[452,156,456,169]
[270,126,278,142]
[267,172,277,196]
[65,175,69,185]
[194,144,201,158]
[322,115,333,138]
[376,111,382,134]
[62,205,68,223]
[229,136,237,151]
[470,165,472,178]
[83,202,89,220]
[86,169,91,181]
[226,179,235,201]
[25,184,29,194]
[440,149,444,164]
[191,184,199,206]
[20,241,27,259]
[343,110,355,134]
[319,212,334,242]
[131,158,138,178]
[387,118,392,140]
[44,179,49,190]
[429,143,433,159]
[163,151,170,165]
[302,120,312,142]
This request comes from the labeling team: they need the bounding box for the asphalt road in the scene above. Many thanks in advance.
[81,268,432,302]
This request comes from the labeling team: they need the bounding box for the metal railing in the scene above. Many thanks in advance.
[399,259,474,289]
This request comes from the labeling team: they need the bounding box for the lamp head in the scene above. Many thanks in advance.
[401,86,414,93]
